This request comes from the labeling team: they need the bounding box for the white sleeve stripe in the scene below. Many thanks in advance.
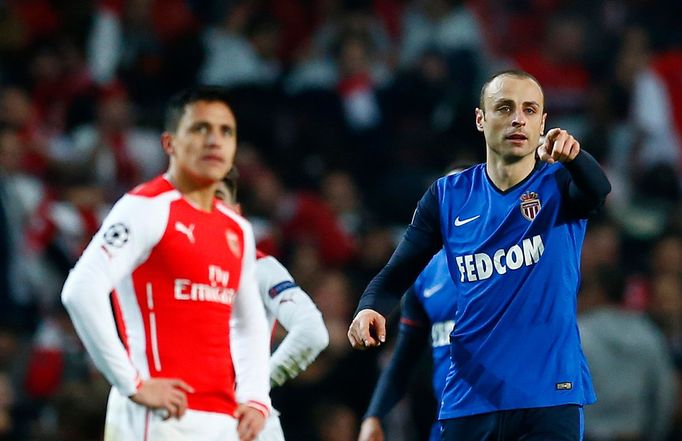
[146,282,154,309]
[149,312,162,372]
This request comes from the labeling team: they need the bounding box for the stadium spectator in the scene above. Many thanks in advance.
[579,266,677,441]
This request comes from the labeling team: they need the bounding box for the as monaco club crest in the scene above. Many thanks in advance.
[520,191,541,221]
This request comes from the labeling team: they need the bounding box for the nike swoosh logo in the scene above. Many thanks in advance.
[423,283,445,298]
[454,215,480,227]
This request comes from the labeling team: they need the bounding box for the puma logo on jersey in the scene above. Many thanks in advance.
[175,221,195,243]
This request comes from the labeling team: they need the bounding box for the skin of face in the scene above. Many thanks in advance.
[475,75,547,164]
[162,100,237,187]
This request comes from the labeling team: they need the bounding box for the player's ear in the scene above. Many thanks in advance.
[475,108,485,132]
[540,112,547,135]
[160,132,174,155]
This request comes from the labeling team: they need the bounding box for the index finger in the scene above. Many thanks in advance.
[348,317,370,349]
[347,326,363,348]
[551,132,569,161]
[171,389,188,417]
[238,418,256,441]
[358,313,385,348]
[544,128,561,142]
[171,379,195,393]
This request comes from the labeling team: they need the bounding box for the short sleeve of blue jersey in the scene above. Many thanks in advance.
[400,288,429,330]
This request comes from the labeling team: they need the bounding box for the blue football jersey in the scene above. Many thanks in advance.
[435,162,596,419]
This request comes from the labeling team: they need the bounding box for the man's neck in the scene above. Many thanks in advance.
[485,151,537,192]
[167,171,217,212]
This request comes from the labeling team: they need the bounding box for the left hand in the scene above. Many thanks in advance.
[235,404,266,441]
[537,128,580,164]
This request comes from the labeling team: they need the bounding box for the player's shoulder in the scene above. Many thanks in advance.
[111,176,181,218]
[214,201,254,233]
[441,163,482,182]
[128,175,176,198]
[106,177,179,220]
[436,163,483,191]
[255,253,291,277]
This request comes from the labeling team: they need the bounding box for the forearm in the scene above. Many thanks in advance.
[365,325,429,419]
[231,283,271,416]
[564,150,611,213]
[270,302,329,387]
[61,250,140,396]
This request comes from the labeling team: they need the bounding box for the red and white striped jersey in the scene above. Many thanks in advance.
[62,175,270,417]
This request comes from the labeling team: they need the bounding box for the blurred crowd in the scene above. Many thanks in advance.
[0,0,680,440]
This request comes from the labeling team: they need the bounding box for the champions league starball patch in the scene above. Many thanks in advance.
[103,223,130,247]
[520,191,541,221]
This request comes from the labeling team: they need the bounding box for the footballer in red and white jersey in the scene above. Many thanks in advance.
[62,175,271,438]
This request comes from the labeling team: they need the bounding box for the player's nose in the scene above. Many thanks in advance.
[204,129,222,148]
[511,110,526,127]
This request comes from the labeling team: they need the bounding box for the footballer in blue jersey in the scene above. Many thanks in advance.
[349,70,610,441]
[359,250,456,441]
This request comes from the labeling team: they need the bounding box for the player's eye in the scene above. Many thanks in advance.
[525,108,536,114]
[497,105,510,112]
[190,124,209,134]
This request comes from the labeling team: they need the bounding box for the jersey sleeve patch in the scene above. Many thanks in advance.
[268,281,297,298]
[103,223,130,247]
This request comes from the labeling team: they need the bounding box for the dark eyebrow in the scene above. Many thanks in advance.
[188,121,235,133]
[493,99,541,108]
[189,121,210,130]
[493,98,542,109]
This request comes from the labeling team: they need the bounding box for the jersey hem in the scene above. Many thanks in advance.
[438,398,592,420]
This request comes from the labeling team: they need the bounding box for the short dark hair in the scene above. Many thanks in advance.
[164,86,234,132]
[221,167,240,203]
[479,69,544,112]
